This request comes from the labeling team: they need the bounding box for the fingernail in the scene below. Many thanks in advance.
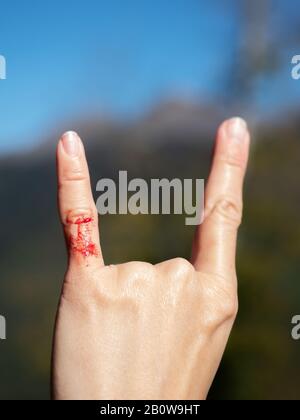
[226,117,247,140]
[61,131,80,157]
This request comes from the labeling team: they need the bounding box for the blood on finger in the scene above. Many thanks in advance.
[67,215,98,258]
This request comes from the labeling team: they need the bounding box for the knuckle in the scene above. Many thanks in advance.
[211,198,242,227]
[60,165,87,184]
[170,257,194,276]
[211,295,238,330]
[219,295,239,321]
[63,208,98,227]
[220,153,245,169]
[121,261,155,280]
[201,285,238,331]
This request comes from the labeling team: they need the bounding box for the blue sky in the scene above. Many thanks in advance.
[0,0,299,153]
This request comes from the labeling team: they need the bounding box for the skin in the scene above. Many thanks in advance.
[52,117,250,400]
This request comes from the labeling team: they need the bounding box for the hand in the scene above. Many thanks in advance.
[52,118,250,400]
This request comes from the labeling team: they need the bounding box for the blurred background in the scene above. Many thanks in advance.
[0,0,300,399]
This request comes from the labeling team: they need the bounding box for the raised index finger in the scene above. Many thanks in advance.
[56,131,104,268]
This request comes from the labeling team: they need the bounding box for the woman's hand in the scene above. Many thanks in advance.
[52,118,250,400]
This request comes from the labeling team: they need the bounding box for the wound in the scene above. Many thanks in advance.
[67,215,98,258]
